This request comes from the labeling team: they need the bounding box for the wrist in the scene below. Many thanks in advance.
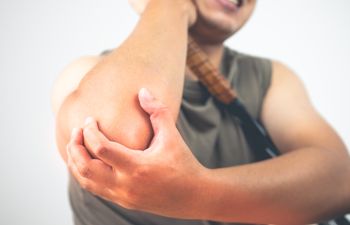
[192,168,243,222]
[179,1,197,27]
[147,0,196,27]
[188,167,219,220]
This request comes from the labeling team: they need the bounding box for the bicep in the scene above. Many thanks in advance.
[261,61,346,154]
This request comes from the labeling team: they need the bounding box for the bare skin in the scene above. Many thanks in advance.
[54,0,197,161]
[52,0,350,224]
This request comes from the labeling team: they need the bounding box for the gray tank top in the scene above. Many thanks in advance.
[69,47,272,225]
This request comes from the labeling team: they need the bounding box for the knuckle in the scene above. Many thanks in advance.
[155,106,169,116]
[78,164,93,179]
[151,106,172,121]
[132,166,150,180]
[94,142,109,157]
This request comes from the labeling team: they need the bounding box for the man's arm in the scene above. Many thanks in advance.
[201,61,350,224]
[51,56,101,115]
[54,0,196,161]
[65,67,350,224]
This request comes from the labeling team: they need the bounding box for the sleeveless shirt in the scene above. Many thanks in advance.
[69,47,272,225]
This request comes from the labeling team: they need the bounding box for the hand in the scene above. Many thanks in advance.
[128,0,197,27]
[67,88,209,219]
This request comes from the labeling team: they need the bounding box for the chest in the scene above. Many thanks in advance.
[176,98,256,168]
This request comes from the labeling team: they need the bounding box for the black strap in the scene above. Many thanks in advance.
[227,99,279,160]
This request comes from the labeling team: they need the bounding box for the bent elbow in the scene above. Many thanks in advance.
[55,90,153,162]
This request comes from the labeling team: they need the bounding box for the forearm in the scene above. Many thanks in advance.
[56,0,192,160]
[198,147,350,224]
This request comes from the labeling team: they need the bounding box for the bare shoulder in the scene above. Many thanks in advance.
[270,60,305,91]
[262,60,346,153]
[263,60,311,122]
[51,55,102,115]
[269,60,313,109]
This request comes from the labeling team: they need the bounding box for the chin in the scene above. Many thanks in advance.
[191,0,256,44]
[189,11,242,44]
[190,18,237,44]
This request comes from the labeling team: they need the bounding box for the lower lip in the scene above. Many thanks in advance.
[216,0,239,11]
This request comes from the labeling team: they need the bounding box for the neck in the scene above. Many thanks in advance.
[185,36,225,80]
[191,36,225,69]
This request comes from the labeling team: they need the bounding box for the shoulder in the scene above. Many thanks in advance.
[51,55,102,115]
[263,60,309,119]
[224,47,273,118]
[271,60,302,84]
[264,60,310,115]
[268,60,308,102]
[261,60,348,154]
[224,47,272,74]
[226,48,273,93]
[262,60,317,152]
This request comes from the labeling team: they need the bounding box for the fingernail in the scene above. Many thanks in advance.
[85,117,94,125]
[140,88,154,101]
[71,127,79,138]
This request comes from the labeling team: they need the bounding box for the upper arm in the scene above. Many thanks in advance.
[51,56,101,115]
[261,61,347,154]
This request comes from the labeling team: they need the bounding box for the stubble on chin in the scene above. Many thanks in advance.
[190,11,238,44]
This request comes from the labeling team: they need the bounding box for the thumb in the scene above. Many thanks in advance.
[138,88,175,136]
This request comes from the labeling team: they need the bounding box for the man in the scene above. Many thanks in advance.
[52,0,350,224]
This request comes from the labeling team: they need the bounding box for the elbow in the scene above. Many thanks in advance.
[97,114,153,151]
[55,90,153,162]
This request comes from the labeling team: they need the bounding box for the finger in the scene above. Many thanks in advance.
[66,127,89,166]
[138,88,166,115]
[68,128,114,185]
[90,160,117,187]
[138,88,176,137]
[83,117,138,170]
[67,143,120,200]
[82,117,110,159]
[70,127,83,145]
[68,141,117,187]
[68,140,94,179]
[67,150,96,192]
[68,155,115,199]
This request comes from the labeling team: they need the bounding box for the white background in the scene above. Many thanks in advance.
[0,0,349,224]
